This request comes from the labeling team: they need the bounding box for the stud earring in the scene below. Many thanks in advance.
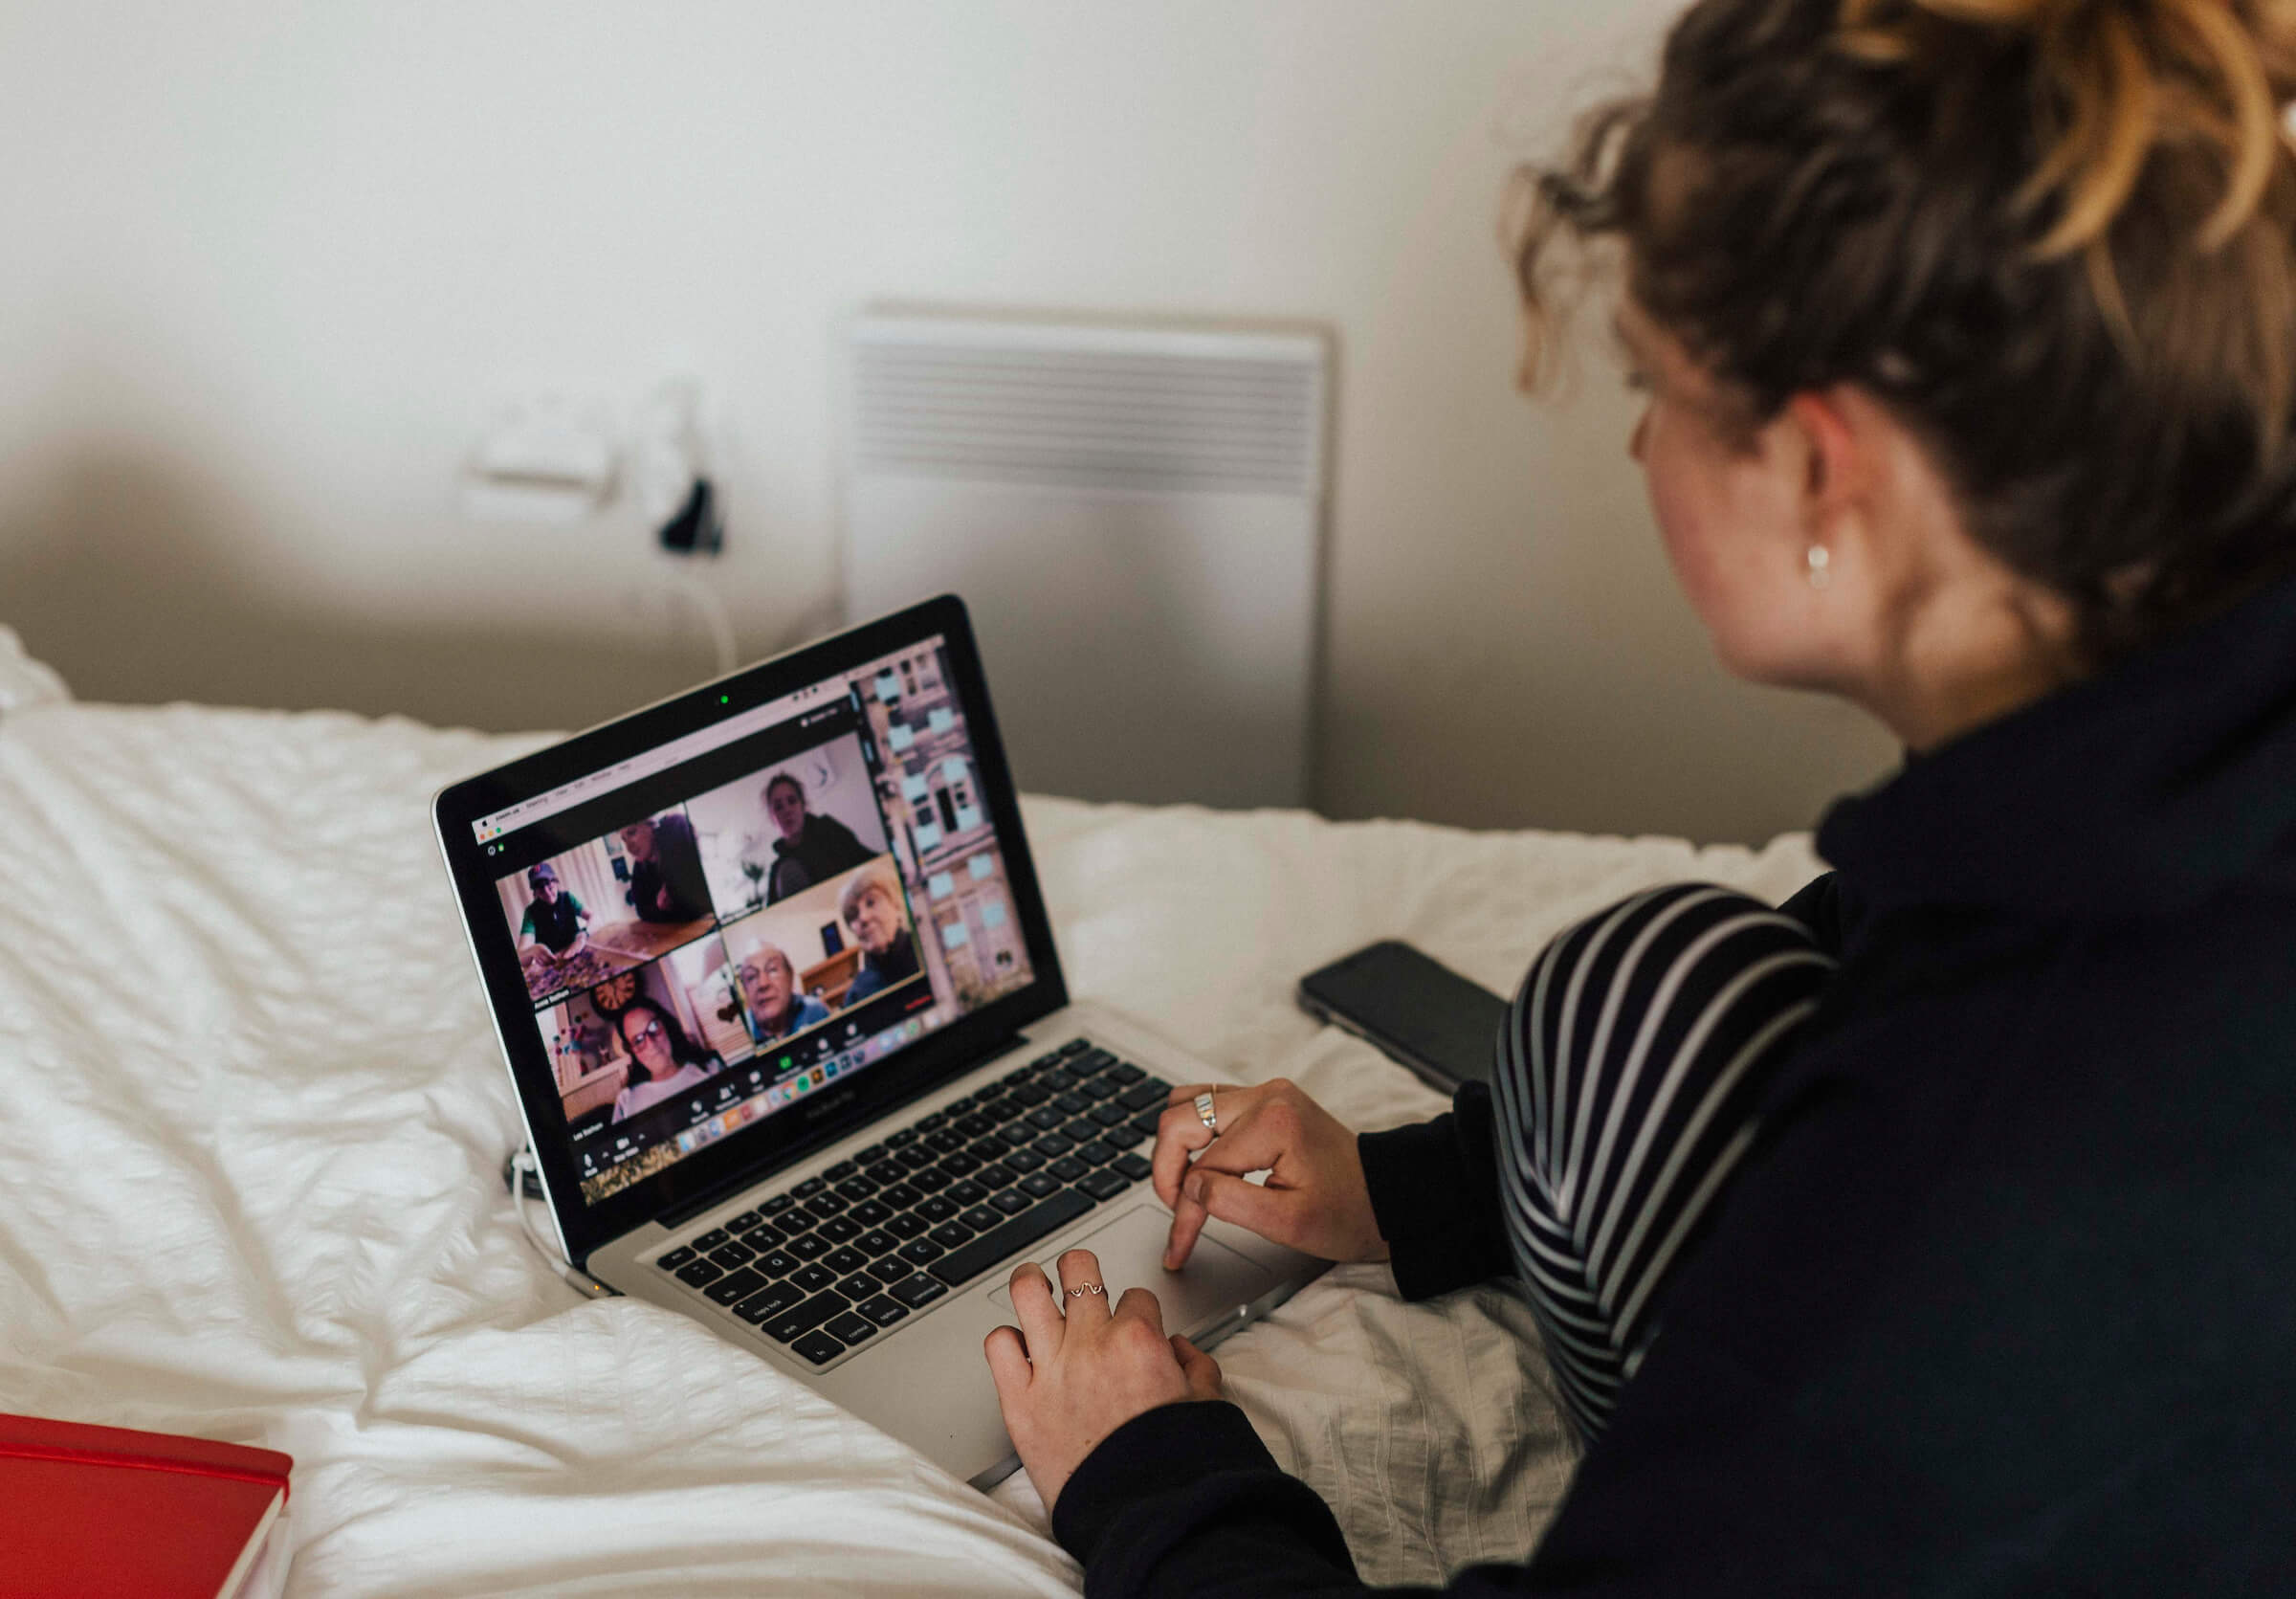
[1805,544,1832,591]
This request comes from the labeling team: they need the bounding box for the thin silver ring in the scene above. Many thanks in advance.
[1193,1089,1219,1136]
[1065,1282,1105,1299]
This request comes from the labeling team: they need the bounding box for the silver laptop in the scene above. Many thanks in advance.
[435,594,1322,1485]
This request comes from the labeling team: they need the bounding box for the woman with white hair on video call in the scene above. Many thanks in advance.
[839,864,920,1004]
[982,2,2296,1592]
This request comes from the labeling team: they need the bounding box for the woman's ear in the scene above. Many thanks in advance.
[1784,389,1866,516]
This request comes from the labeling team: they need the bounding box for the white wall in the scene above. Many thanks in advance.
[0,0,1896,844]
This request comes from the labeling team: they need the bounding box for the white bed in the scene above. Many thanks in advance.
[0,630,1823,1596]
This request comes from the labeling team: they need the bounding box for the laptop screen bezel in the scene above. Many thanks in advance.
[433,594,1069,1266]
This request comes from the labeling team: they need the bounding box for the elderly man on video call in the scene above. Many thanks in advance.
[736,943,831,1044]
[839,867,919,1005]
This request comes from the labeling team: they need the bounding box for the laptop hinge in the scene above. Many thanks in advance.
[654,1029,1035,1231]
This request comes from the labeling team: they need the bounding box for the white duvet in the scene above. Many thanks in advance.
[0,669,1822,1595]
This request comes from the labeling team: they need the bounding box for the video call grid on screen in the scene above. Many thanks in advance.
[480,636,1038,1205]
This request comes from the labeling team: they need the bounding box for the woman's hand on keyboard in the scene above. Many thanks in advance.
[1152,1079,1389,1270]
[984,1246,1224,1516]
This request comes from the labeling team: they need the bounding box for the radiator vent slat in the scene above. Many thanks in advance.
[852,324,1325,497]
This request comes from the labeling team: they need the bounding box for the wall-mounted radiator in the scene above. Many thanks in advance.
[840,309,1329,809]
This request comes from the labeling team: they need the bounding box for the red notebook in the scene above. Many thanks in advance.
[0,1413,292,1599]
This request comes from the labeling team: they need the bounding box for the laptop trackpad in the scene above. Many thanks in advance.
[985,1206,1281,1337]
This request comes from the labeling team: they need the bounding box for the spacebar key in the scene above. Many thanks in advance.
[929,1188,1096,1286]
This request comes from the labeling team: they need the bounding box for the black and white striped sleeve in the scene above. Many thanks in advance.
[1489,883,1834,1440]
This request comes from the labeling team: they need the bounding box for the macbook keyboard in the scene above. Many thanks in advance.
[651,1037,1173,1366]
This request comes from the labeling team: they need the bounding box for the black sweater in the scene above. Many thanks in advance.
[1050,572,2296,1595]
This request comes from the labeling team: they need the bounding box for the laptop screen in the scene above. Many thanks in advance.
[469,629,1039,1209]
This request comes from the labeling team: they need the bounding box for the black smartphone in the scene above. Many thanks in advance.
[1296,940,1509,1094]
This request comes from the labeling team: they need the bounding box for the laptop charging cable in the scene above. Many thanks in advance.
[503,1147,620,1300]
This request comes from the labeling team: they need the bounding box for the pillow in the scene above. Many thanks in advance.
[0,626,69,714]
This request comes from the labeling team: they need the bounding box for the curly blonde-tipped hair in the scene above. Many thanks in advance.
[1514,0,2296,661]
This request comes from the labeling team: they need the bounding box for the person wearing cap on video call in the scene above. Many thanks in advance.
[516,863,589,967]
[980,1,2296,1593]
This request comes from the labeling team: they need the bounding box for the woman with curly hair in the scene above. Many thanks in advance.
[984,3,2296,1592]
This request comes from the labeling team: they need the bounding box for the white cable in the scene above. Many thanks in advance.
[659,562,740,676]
[507,1147,619,1299]
[630,376,739,677]
[765,592,848,658]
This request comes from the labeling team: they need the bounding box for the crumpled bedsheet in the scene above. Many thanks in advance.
[0,696,1822,1595]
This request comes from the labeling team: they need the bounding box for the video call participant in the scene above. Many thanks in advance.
[736,944,831,1044]
[763,773,875,902]
[621,814,710,923]
[607,998,725,1122]
[518,863,590,963]
[839,867,918,1005]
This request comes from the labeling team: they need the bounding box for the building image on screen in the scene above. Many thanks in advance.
[861,640,1032,1012]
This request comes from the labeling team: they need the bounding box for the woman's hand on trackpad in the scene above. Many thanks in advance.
[1151,1078,1390,1270]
